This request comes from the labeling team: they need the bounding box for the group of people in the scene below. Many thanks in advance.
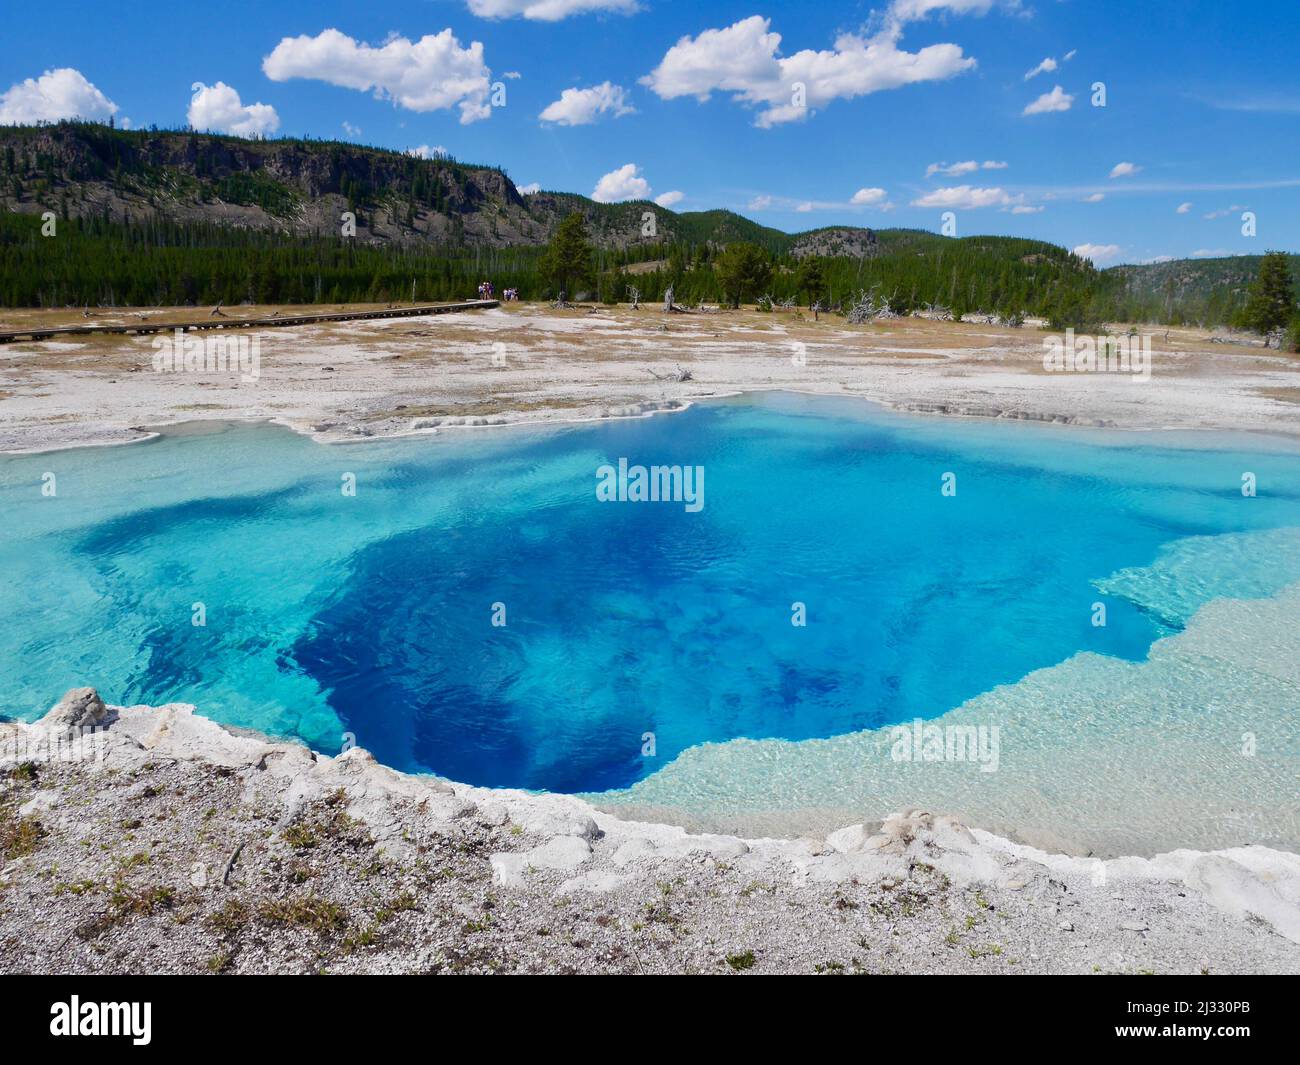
[476,281,519,302]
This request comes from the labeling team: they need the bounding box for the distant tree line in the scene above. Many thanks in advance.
[2,209,1296,344]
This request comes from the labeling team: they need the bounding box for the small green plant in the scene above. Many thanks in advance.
[206,899,251,935]
[108,880,175,917]
[0,805,45,860]
[374,891,417,924]
[726,951,756,971]
[281,824,319,850]
[54,878,102,897]
[257,895,347,934]
[343,923,380,951]
[642,902,679,927]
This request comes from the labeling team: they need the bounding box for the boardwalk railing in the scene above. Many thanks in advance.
[0,300,501,344]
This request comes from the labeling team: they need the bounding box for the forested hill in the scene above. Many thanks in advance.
[0,121,817,252]
[0,122,1293,327]
[1102,253,1300,326]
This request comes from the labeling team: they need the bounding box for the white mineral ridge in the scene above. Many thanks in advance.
[4,687,1298,947]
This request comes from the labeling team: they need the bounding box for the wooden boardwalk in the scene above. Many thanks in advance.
[0,300,500,344]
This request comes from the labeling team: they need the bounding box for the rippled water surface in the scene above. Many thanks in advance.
[2,394,1298,799]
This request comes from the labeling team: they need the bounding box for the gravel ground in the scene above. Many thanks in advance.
[2,304,1298,455]
[2,691,1297,975]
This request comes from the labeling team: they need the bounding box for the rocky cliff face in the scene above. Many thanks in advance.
[790,227,880,260]
[0,124,565,247]
[0,124,878,256]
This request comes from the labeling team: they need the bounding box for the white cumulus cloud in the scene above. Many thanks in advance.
[1023,84,1073,115]
[1083,192,1104,203]
[0,68,117,125]
[654,190,684,207]
[518,181,541,194]
[188,82,279,137]
[1176,201,1193,214]
[1024,57,1057,80]
[592,162,650,202]
[263,28,492,124]
[927,160,978,177]
[889,0,1017,18]
[641,13,977,128]
[1024,48,1073,81]
[539,81,634,125]
[1073,242,1121,264]
[925,159,1007,177]
[406,145,448,159]
[1109,161,1142,178]
[911,185,1024,209]
[851,186,888,205]
[467,0,638,20]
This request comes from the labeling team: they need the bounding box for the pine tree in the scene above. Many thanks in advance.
[795,257,825,307]
[1241,251,1296,335]
[539,212,593,299]
[716,242,772,308]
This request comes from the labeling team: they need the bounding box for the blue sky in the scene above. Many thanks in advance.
[2,0,1298,264]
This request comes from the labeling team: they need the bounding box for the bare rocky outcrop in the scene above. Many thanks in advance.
[790,227,880,260]
[0,689,1297,974]
[0,125,547,248]
[0,126,887,259]
[40,687,110,735]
